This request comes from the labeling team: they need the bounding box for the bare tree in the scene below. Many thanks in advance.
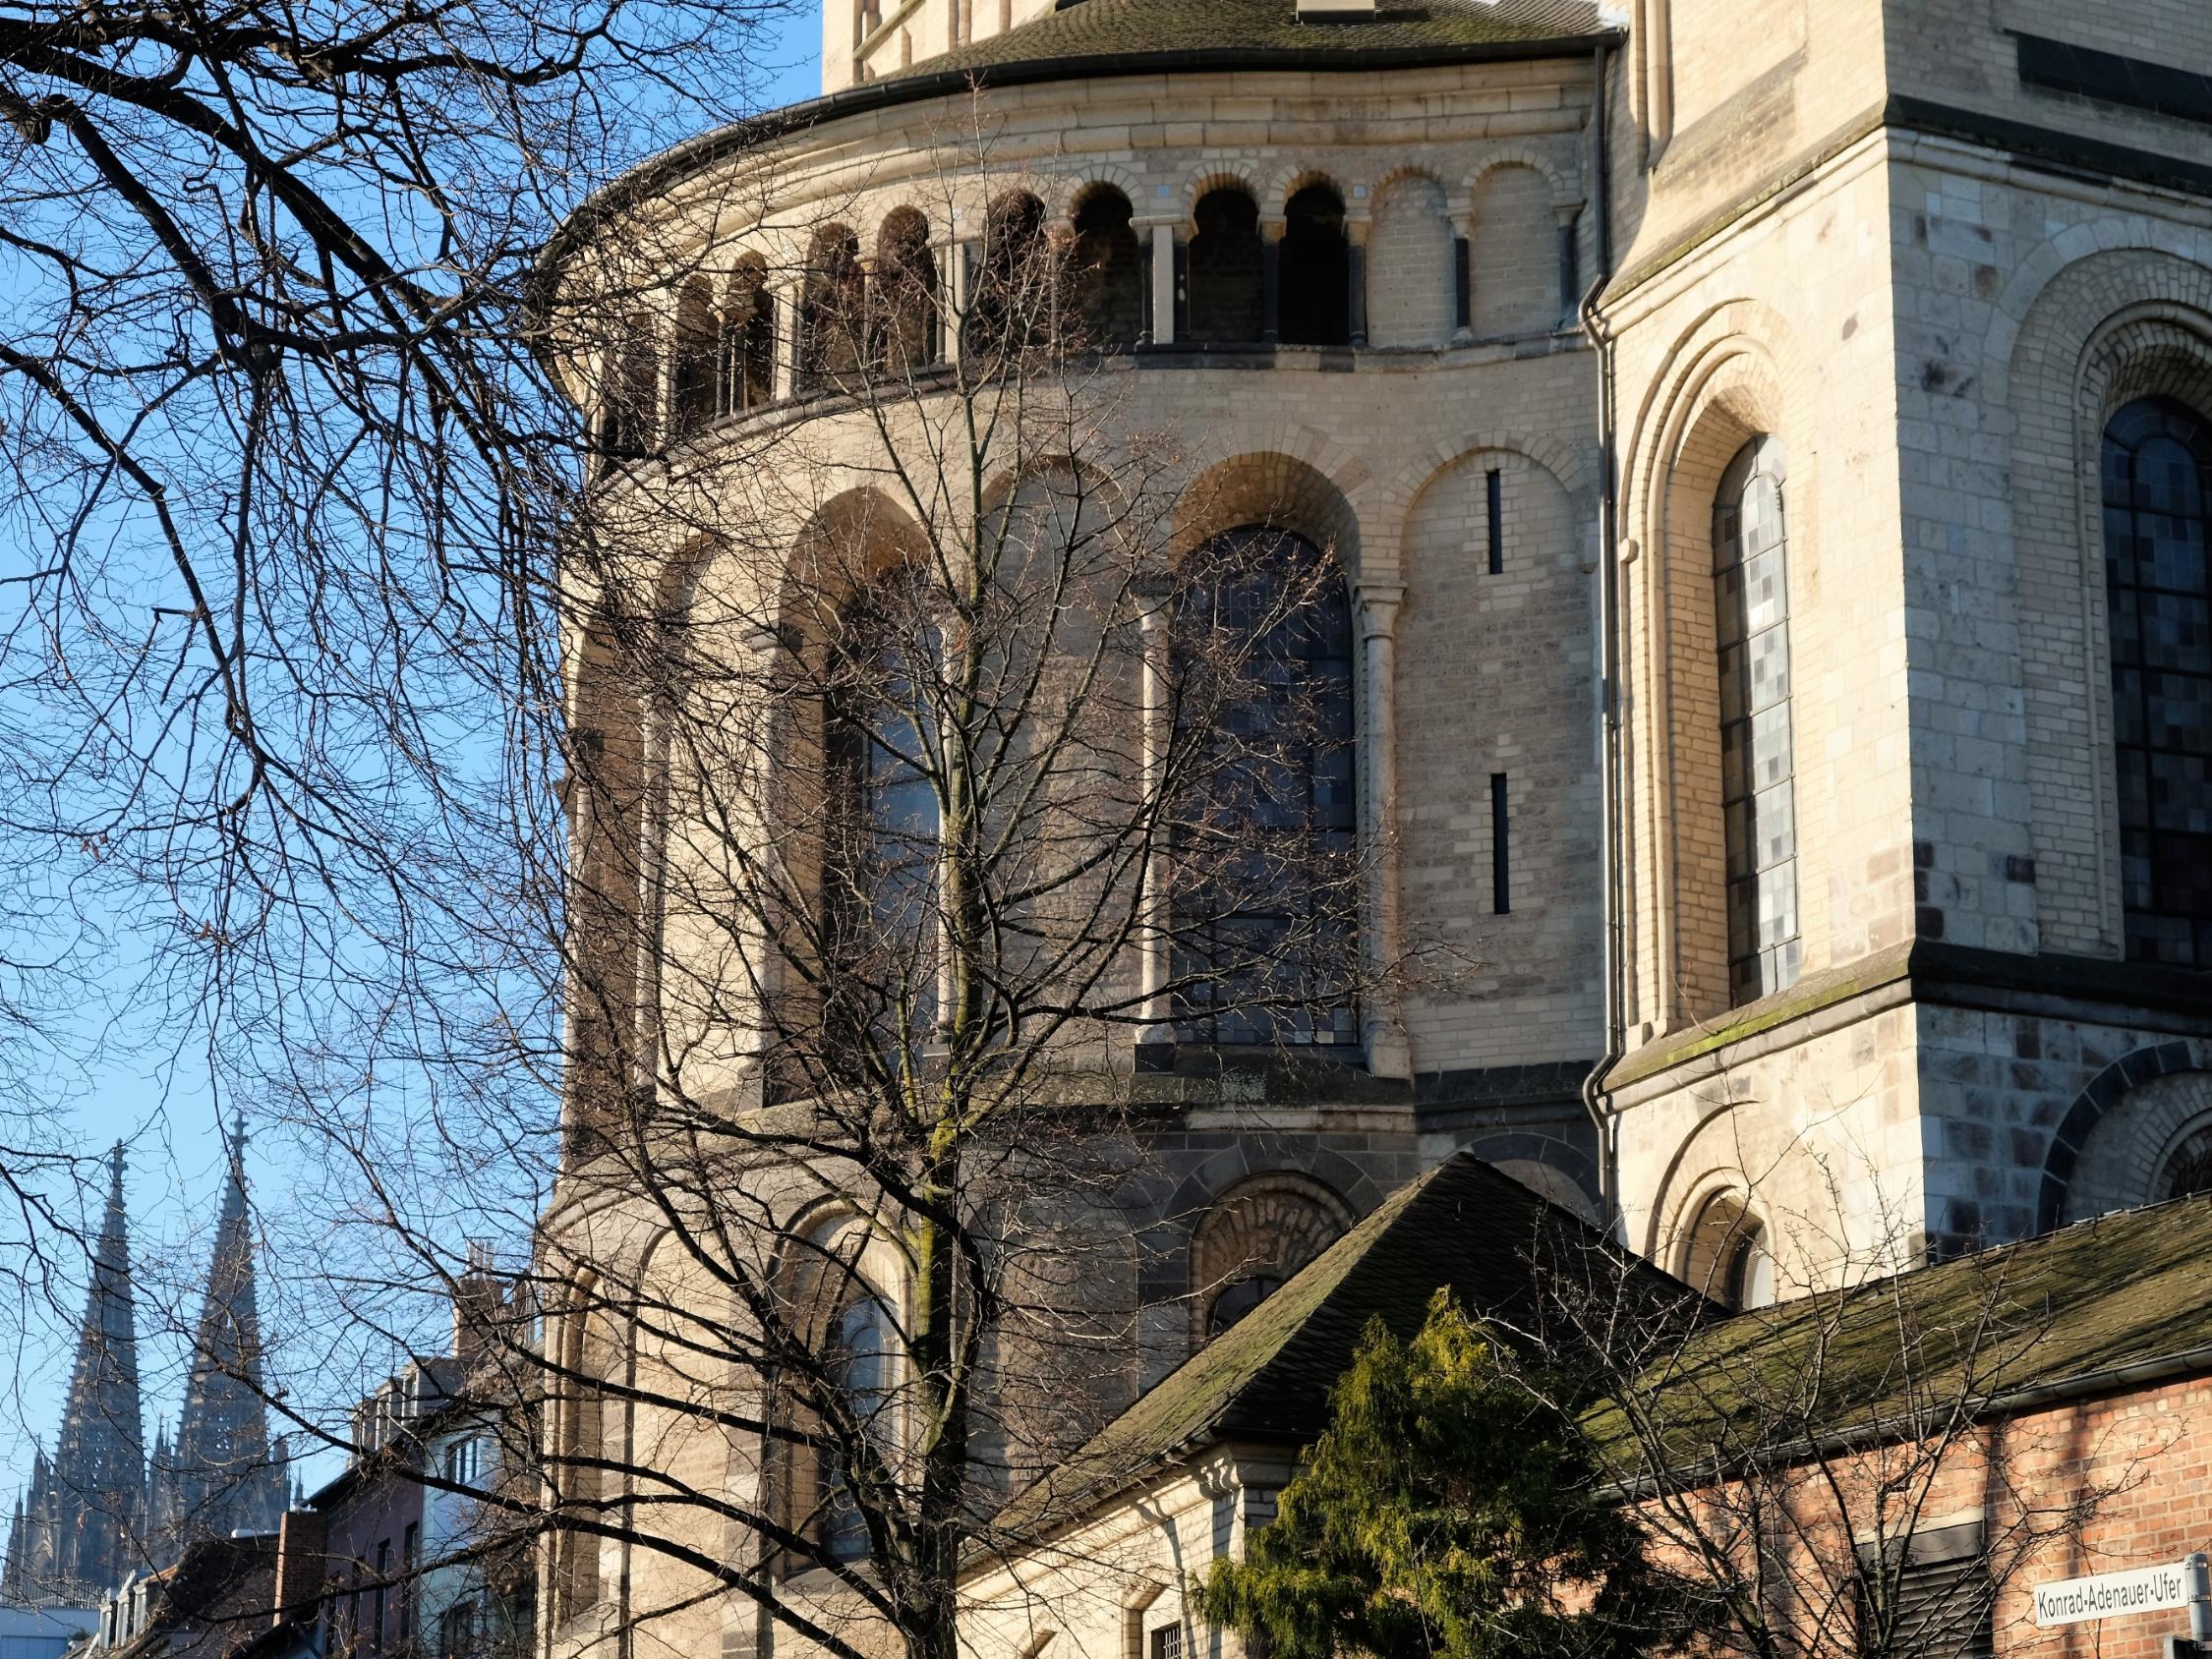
[1521,1195,2159,1659]
[301,113,1390,1659]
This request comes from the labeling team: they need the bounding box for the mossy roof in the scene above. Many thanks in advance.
[896,0,1615,81]
[996,1165,2212,1543]
[994,1153,1695,1535]
[1583,1187,2212,1474]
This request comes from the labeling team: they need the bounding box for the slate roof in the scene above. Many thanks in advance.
[994,1160,2212,1543]
[993,1153,1698,1535]
[897,0,1617,81]
[1585,1185,2212,1473]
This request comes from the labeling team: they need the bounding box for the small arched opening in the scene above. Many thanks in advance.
[1186,187,1263,346]
[965,190,1049,360]
[1069,186,1142,352]
[722,257,777,415]
[797,224,865,393]
[1679,1191,1775,1310]
[871,207,940,375]
[1277,183,1349,348]
[670,278,718,437]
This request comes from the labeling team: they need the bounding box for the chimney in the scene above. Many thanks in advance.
[271,1510,327,1628]
[451,1241,505,1362]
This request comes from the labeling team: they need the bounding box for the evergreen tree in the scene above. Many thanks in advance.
[1199,1290,1705,1659]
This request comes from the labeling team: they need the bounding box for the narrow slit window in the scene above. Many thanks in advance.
[1490,772,1510,914]
[1485,469,1503,574]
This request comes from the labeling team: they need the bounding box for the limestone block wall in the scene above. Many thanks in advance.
[1611,998,1926,1294]
[1605,132,1912,1047]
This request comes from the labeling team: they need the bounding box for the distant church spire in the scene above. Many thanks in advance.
[154,1117,285,1552]
[3,1144,147,1605]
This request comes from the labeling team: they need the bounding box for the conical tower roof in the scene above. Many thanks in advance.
[163,1119,285,1550]
[7,1146,147,1603]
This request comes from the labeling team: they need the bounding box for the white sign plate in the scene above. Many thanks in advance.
[2033,1563,2196,1628]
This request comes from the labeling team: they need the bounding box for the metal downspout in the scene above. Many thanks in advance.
[1578,40,1626,1236]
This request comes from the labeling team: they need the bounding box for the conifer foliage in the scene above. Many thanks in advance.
[1199,1290,1704,1659]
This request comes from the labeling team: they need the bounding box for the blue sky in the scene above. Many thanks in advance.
[1,3,824,1520]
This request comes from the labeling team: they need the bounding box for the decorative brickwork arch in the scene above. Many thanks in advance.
[1380,429,1598,560]
[1187,1173,1355,1342]
[1137,1142,1382,1315]
[1171,448,1366,578]
[1466,144,1580,216]
[2041,1042,2212,1230]
[1056,164,1147,222]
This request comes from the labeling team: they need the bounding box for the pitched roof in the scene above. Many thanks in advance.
[993,1153,1698,1537]
[1587,1186,2212,1475]
[895,0,1616,81]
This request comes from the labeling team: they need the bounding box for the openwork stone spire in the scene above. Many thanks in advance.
[3,1144,147,1605]
[156,1118,285,1552]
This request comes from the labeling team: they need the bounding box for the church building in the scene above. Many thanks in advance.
[532,0,2212,1653]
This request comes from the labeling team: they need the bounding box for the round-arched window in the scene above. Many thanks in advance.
[1170,526,1357,1046]
[1190,1174,1351,1342]
[1680,1191,1775,1311]
[2101,397,2212,969]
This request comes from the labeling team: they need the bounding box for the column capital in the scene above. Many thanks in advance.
[1355,581,1407,636]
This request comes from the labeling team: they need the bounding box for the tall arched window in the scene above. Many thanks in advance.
[827,575,941,1035]
[798,225,864,393]
[820,1287,893,1562]
[1171,527,1356,1046]
[1069,187,1142,351]
[2102,397,2212,968]
[1714,436,1800,1003]
[871,207,939,375]
[1277,184,1350,348]
[1186,188,1263,345]
[721,258,776,416]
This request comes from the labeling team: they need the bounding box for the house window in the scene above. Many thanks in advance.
[438,1600,479,1659]
[399,1523,417,1639]
[374,1541,389,1647]
[1714,435,1801,1002]
[1171,526,1357,1046]
[2102,397,2212,967]
[1859,1530,1992,1659]
[440,1436,484,1488]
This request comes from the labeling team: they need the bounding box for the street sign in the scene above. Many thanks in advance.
[2035,1561,2201,1629]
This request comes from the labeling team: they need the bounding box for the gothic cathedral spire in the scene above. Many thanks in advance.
[150,1117,285,1554]
[2,1144,147,1605]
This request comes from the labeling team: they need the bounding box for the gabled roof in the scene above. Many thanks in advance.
[895,0,1617,82]
[1587,1185,2212,1474]
[994,1154,1699,1536]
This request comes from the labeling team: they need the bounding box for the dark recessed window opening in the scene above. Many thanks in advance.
[1490,772,1510,915]
[1485,468,1503,574]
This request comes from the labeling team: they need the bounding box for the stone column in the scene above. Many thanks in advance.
[1356,580,1410,1079]
[773,280,801,401]
[1260,215,1284,345]
[1135,596,1176,1058]
[1045,213,1076,349]
[1345,216,1370,349]
[1146,220,1178,345]
[1449,211,1474,343]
